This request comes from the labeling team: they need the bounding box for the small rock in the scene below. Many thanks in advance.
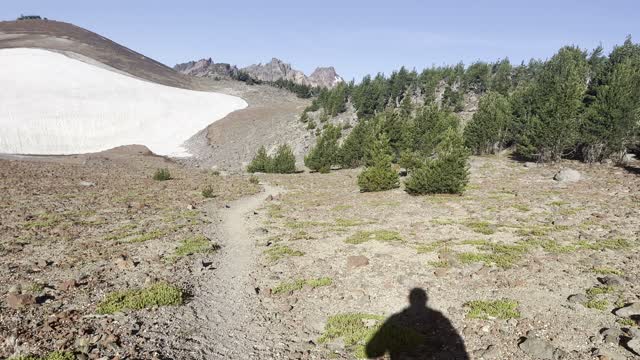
[599,275,624,287]
[346,255,369,269]
[614,303,640,317]
[187,204,196,210]
[79,181,95,187]
[553,168,581,182]
[567,294,589,304]
[627,327,640,338]
[477,344,500,359]
[592,347,627,360]
[524,162,537,168]
[6,293,36,309]
[627,338,640,355]
[601,328,623,344]
[58,279,77,291]
[519,336,555,359]
[398,168,408,177]
[113,254,136,270]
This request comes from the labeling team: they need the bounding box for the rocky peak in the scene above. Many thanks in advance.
[309,66,344,89]
[173,58,238,79]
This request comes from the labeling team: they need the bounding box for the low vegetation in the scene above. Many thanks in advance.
[10,352,74,360]
[172,235,219,258]
[345,230,403,244]
[152,168,172,181]
[465,299,521,319]
[247,144,296,174]
[96,282,184,314]
[271,277,332,294]
[263,245,304,262]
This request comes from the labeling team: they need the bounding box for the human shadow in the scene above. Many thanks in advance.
[365,288,469,360]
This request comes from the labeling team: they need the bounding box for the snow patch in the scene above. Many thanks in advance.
[0,48,247,156]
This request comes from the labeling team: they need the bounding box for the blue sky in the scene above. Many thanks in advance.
[3,0,639,81]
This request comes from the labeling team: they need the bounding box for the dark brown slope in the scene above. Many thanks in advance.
[0,19,197,89]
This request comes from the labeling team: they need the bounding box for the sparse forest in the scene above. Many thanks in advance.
[300,37,640,180]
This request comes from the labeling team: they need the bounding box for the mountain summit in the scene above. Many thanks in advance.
[175,57,343,88]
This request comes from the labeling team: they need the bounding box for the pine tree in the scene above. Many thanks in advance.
[304,125,341,173]
[357,133,399,192]
[406,128,470,195]
[271,144,297,173]
[464,91,512,154]
[247,146,271,173]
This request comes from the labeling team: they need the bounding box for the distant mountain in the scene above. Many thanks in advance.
[175,57,343,89]
[174,58,239,79]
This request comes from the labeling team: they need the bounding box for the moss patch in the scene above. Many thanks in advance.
[465,299,520,319]
[272,277,332,294]
[345,230,403,244]
[264,245,304,262]
[96,282,183,314]
[318,313,423,358]
[464,221,496,235]
[173,235,219,258]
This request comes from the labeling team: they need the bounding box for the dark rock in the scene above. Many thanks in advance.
[598,275,624,286]
[518,336,555,359]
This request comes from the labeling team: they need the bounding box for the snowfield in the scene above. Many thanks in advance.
[0,48,247,156]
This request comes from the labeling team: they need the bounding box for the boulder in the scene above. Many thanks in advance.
[567,294,589,304]
[614,303,640,317]
[346,255,369,269]
[598,275,624,287]
[627,338,640,356]
[518,336,555,359]
[553,168,581,182]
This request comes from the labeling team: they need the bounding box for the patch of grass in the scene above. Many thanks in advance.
[264,245,304,262]
[173,235,219,258]
[202,185,216,198]
[345,230,403,244]
[416,241,449,253]
[549,200,569,207]
[458,242,530,268]
[267,205,284,219]
[511,204,531,212]
[335,218,368,227]
[318,313,423,358]
[284,220,327,229]
[127,229,166,243]
[616,318,637,327]
[332,205,353,211]
[585,299,609,311]
[464,221,496,235]
[272,277,332,294]
[592,267,624,276]
[461,239,493,246]
[153,168,172,181]
[10,351,75,360]
[290,230,313,240]
[428,260,450,268]
[431,218,456,225]
[527,238,577,253]
[96,282,183,314]
[577,238,633,251]
[22,213,63,229]
[586,285,615,296]
[248,175,260,184]
[465,299,520,320]
[515,226,551,237]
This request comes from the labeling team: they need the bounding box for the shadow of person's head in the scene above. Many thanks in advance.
[409,287,428,308]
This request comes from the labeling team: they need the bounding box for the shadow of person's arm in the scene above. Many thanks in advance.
[365,321,391,359]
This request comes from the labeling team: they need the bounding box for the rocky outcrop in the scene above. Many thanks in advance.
[174,58,239,79]
[242,58,343,88]
[308,66,343,89]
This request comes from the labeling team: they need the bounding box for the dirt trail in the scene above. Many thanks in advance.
[179,184,293,359]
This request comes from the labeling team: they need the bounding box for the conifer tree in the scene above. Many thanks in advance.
[464,91,512,154]
[357,133,399,192]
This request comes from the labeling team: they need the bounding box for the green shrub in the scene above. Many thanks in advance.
[202,185,215,198]
[357,133,399,192]
[248,175,260,184]
[270,144,296,173]
[305,125,341,172]
[152,168,171,181]
[406,129,469,195]
[465,299,520,319]
[464,91,512,155]
[247,146,271,173]
[96,282,183,314]
[247,144,296,174]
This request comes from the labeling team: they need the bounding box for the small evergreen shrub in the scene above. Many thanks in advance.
[202,185,215,198]
[305,125,341,172]
[247,144,296,174]
[152,168,171,181]
[406,129,469,195]
[357,133,399,192]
